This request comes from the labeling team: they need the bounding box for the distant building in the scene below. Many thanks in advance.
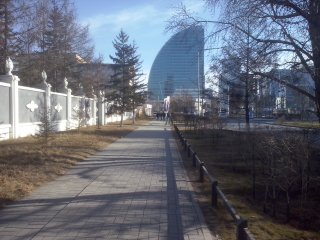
[218,65,316,118]
[148,26,204,102]
[263,69,315,117]
[218,58,241,117]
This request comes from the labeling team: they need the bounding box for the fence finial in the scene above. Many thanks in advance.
[91,86,96,98]
[41,70,51,88]
[41,70,47,82]
[99,90,103,96]
[64,77,68,89]
[5,57,13,75]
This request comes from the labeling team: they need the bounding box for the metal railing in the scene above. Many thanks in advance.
[174,124,256,240]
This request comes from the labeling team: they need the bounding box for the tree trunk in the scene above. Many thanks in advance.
[286,191,291,223]
[272,184,277,217]
[251,139,256,199]
[120,105,124,127]
[263,184,269,213]
[1,0,9,74]
[132,109,135,125]
[245,20,251,130]
[120,113,123,127]
[308,1,320,122]
[312,62,320,123]
[132,103,135,125]
[245,77,250,130]
[306,154,310,197]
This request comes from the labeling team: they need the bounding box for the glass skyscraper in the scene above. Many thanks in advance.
[148,26,204,101]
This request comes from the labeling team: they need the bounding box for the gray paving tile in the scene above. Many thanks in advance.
[0,121,216,240]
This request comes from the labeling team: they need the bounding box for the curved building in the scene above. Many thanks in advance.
[148,26,204,100]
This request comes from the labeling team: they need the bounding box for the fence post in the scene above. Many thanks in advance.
[98,90,105,126]
[187,144,191,157]
[0,59,20,139]
[178,131,182,141]
[192,152,197,167]
[236,218,248,240]
[59,77,72,129]
[66,88,72,129]
[44,76,52,123]
[184,139,188,151]
[12,75,19,139]
[92,96,97,126]
[180,134,184,144]
[211,180,218,207]
[200,162,204,182]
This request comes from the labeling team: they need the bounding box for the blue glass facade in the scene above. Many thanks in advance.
[148,26,204,100]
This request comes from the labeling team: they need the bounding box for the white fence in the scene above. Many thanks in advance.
[0,72,132,140]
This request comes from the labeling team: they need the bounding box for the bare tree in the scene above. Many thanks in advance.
[72,100,87,132]
[37,107,56,146]
[170,91,195,114]
[218,15,277,128]
[5,0,94,90]
[167,0,320,122]
[259,131,311,222]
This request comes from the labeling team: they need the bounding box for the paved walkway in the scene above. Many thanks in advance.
[0,121,215,240]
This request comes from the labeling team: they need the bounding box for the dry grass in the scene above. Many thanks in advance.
[0,121,147,205]
[175,125,320,240]
[280,121,320,129]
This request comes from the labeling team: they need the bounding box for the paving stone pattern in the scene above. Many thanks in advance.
[0,121,216,240]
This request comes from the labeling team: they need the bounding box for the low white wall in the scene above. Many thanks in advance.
[0,124,11,140]
[0,73,136,140]
[17,122,41,138]
[0,74,98,140]
[54,120,68,132]
[105,112,133,124]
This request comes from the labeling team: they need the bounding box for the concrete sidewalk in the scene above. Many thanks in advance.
[0,121,216,240]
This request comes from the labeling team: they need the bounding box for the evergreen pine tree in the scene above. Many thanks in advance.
[42,1,67,90]
[128,41,146,124]
[0,0,24,74]
[108,30,146,126]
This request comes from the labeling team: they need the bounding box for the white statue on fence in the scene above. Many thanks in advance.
[41,70,51,88]
[64,77,68,89]
[5,57,13,76]
[41,70,47,83]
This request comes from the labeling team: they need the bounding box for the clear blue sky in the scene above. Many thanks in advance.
[75,0,208,80]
